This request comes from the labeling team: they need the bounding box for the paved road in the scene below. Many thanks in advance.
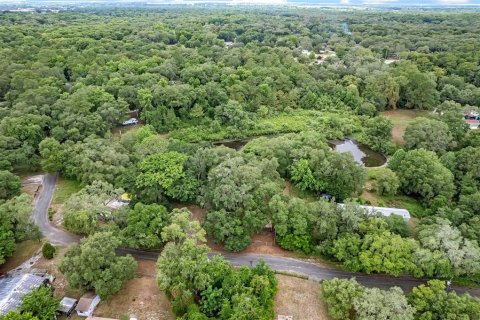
[117,248,480,296]
[32,173,81,245]
[34,174,480,297]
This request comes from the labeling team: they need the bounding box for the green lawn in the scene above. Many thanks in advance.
[286,181,318,202]
[364,168,425,217]
[111,123,143,140]
[380,109,430,145]
[0,240,42,274]
[52,177,82,205]
[373,194,425,218]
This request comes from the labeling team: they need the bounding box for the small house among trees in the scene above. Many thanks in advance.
[75,293,101,317]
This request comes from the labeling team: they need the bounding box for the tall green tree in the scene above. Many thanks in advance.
[203,156,282,251]
[395,62,439,110]
[363,71,401,110]
[389,149,455,202]
[290,151,366,201]
[0,312,38,320]
[409,280,480,320]
[320,278,363,320]
[404,117,454,154]
[0,170,21,201]
[361,116,393,153]
[63,181,122,235]
[416,218,480,278]
[20,287,59,320]
[59,232,137,299]
[38,137,65,172]
[374,168,400,196]
[121,203,169,249]
[354,287,414,320]
[136,151,198,203]
[0,194,39,243]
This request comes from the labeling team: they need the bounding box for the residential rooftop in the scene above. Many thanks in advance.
[0,274,47,315]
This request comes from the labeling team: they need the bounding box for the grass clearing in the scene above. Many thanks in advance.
[111,123,143,139]
[52,177,82,205]
[171,110,362,143]
[364,168,425,217]
[376,194,425,217]
[0,240,42,275]
[284,180,318,202]
[274,274,330,320]
[381,109,429,145]
[361,188,425,218]
[94,260,174,320]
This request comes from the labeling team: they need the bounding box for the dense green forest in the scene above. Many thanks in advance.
[1,6,480,319]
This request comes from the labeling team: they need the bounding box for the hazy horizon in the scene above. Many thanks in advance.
[2,0,480,7]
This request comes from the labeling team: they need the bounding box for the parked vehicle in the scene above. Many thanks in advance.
[464,112,480,120]
[122,118,139,126]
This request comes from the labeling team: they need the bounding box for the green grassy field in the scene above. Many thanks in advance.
[52,177,83,205]
[170,110,362,143]
[0,240,41,275]
[381,109,430,145]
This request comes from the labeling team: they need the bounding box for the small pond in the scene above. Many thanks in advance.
[213,139,250,150]
[212,134,279,150]
[213,137,386,168]
[328,139,386,167]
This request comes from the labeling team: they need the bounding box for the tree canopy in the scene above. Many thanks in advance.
[59,232,137,299]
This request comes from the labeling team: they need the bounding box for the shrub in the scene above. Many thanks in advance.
[47,208,54,221]
[277,234,313,254]
[42,242,56,259]
[375,168,400,196]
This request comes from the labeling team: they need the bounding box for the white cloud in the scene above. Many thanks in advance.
[362,0,397,4]
[231,0,287,3]
[340,0,351,4]
[435,0,471,3]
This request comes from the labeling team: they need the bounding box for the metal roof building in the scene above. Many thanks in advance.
[58,297,78,315]
[0,274,47,315]
[338,204,411,220]
[358,205,411,220]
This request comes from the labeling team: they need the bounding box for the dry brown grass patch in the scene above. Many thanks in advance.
[94,260,173,320]
[274,274,330,320]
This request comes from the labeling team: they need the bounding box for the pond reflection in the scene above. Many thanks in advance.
[328,139,386,167]
[213,137,387,167]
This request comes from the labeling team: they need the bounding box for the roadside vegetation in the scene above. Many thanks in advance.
[51,177,82,205]
[0,6,480,319]
[321,278,480,320]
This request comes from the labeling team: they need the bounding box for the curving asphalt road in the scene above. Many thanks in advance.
[34,173,480,297]
[32,173,81,245]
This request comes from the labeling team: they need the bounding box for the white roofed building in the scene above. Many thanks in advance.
[338,204,411,220]
[357,205,411,220]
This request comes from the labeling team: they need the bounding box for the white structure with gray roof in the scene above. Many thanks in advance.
[357,205,411,220]
[338,203,411,220]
